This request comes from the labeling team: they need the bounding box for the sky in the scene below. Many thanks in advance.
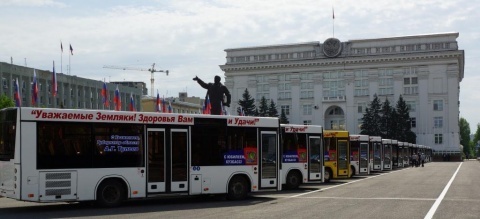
[1,0,479,131]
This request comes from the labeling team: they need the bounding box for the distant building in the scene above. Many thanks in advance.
[141,92,203,114]
[0,62,142,110]
[220,32,464,153]
[111,81,148,96]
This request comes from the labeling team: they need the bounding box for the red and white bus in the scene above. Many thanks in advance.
[280,124,323,189]
[349,135,369,176]
[0,107,281,207]
[369,136,383,171]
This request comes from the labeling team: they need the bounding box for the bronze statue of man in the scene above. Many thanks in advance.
[193,75,231,115]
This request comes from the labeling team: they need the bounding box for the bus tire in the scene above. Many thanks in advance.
[285,170,301,190]
[324,168,333,183]
[227,176,248,200]
[96,179,126,207]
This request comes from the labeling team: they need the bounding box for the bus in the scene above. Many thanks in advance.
[349,134,369,176]
[0,107,281,207]
[382,139,392,170]
[391,140,399,168]
[280,124,323,189]
[369,136,383,171]
[323,130,351,181]
[397,141,405,168]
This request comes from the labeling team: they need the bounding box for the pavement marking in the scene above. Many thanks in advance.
[258,196,435,201]
[288,168,408,198]
[424,162,463,219]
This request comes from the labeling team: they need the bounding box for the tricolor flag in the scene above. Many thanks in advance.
[156,91,161,112]
[101,81,109,107]
[203,95,211,114]
[31,70,38,106]
[129,92,136,111]
[52,61,57,97]
[167,100,172,113]
[69,44,73,55]
[162,96,166,113]
[201,101,205,114]
[113,85,121,111]
[14,78,21,107]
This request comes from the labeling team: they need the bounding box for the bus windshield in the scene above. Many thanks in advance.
[0,108,17,161]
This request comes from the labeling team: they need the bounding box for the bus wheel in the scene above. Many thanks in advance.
[285,171,301,190]
[324,169,333,183]
[96,179,125,207]
[227,176,248,200]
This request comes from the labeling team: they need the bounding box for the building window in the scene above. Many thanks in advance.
[303,104,312,115]
[410,117,416,128]
[406,101,416,112]
[323,71,345,98]
[434,117,443,128]
[357,102,367,113]
[433,100,443,111]
[435,134,443,144]
[281,105,290,115]
[303,120,312,125]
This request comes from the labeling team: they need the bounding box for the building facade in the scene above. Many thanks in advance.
[141,92,203,114]
[220,32,464,153]
[0,62,142,111]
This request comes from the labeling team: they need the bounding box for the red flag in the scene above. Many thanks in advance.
[101,81,109,107]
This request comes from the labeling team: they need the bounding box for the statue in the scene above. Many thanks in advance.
[193,75,231,115]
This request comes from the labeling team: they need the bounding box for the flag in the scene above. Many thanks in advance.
[52,61,57,97]
[114,85,121,111]
[201,101,205,114]
[162,96,166,113]
[129,92,136,111]
[156,91,161,112]
[61,42,63,53]
[69,44,73,55]
[14,78,21,107]
[240,108,245,116]
[32,69,38,106]
[101,81,109,107]
[204,95,211,114]
[333,7,335,19]
[168,100,172,113]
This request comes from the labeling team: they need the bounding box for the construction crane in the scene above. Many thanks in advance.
[103,63,169,97]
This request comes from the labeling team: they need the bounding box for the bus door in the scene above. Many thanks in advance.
[147,128,166,193]
[260,131,278,189]
[337,140,349,177]
[308,136,323,181]
[170,129,188,192]
[359,142,369,174]
[373,142,382,170]
[383,144,392,170]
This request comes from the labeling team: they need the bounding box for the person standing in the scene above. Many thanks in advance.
[193,75,231,115]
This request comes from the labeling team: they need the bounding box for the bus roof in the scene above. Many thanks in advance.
[369,136,382,142]
[349,134,369,141]
[280,124,323,133]
[323,130,349,138]
[18,107,279,128]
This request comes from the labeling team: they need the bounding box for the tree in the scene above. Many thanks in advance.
[473,123,480,157]
[360,94,382,136]
[268,99,279,117]
[459,117,471,158]
[257,96,269,117]
[279,110,289,124]
[0,94,14,109]
[237,88,256,116]
[394,95,416,143]
[380,98,395,139]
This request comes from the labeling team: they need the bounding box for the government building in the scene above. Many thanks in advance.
[220,32,464,153]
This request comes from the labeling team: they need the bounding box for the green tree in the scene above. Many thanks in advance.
[279,110,289,124]
[394,95,416,143]
[360,94,382,136]
[258,96,269,117]
[459,117,472,158]
[268,99,279,117]
[237,88,256,116]
[473,123,480,157]
[0,94,14,109]
[380,98,396,139]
